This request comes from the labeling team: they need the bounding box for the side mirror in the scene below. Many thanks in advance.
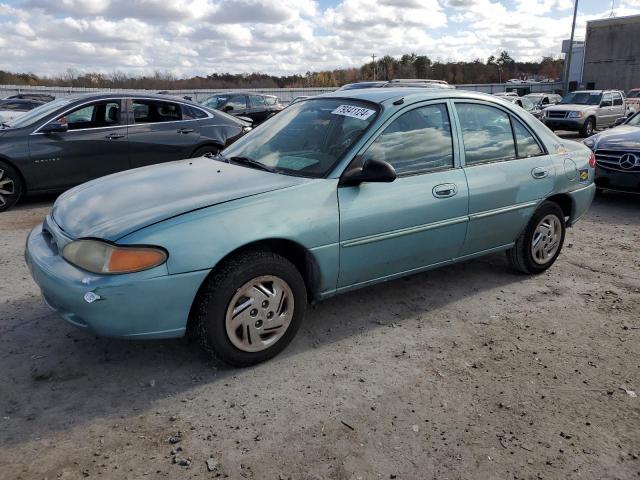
[40,122,68,134]
[223,105,234,112]
[613,116,628,127]
[339,158,397,186]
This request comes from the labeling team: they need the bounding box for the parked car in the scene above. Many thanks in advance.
[583,111,640,193]
[524,93,562,109]
[493,92,519,98]
[157,90,193,101]
[5,93,55,103]
[0,99,44,124]
[0,93,250,211]
[500,95,537,115]
[25,88,596,366]
[201,92,283,125]
[387,79,453,88]
[625,88,640,114]
[542,90,627,136]
[337,81,387,90]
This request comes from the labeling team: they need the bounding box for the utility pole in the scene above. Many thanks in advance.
[564,0,579,95]
[372,54,376,80]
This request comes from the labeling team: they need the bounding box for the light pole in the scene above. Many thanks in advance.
[564,0,579,95]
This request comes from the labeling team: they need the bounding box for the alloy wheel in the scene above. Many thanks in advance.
[225,275,294,353]
[0,168,16,209]
[531,214,562,265]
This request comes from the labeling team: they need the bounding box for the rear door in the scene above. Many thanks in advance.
[127,98,201,168]
[29,99,129,189]
[338,101,469,288]
[453,101,554,256]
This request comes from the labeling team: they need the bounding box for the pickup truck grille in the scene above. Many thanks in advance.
[595,149,640,173]
[547,111,568,119]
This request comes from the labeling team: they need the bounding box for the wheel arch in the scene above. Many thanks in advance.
[187,238,322,332]
[190,142,224,158]
[544,193,573,224]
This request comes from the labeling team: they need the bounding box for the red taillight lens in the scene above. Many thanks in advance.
[588,152,596,168]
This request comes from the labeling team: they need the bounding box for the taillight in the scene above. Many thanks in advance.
[588,152,596,168]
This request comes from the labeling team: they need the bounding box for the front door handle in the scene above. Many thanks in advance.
[432,183,457,198]
[531,166,549,179]
[177,128,194,134]
[105,133,125,140]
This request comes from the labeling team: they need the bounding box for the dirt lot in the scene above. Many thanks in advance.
[1,188,639,480]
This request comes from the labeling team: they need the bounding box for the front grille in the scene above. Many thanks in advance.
[547,111,568,119]
[595,149,640,173]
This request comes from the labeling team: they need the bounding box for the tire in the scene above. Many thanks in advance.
[580,118,595,137]
[190,145,220,158]
[194,250,307,367]
[0,160,23,213]
[506,201,566,275]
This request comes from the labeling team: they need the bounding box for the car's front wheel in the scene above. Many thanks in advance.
[194,250,307,367]
[506,201,566,274]
[0,161,22,213]
[580,118,595,137]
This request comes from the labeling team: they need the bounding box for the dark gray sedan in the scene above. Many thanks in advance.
[0,93,250,211]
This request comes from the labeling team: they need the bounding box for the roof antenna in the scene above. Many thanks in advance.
[393,98,404,105]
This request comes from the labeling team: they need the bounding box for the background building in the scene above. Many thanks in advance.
[562,39,585,91]
[582,14,640,92]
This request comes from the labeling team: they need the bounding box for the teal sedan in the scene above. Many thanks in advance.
[25,88,596,366]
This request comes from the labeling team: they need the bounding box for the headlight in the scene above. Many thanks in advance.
[62,239,167,274]
[568,111,584,118]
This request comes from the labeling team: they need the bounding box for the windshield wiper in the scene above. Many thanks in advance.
[228,156,277,173]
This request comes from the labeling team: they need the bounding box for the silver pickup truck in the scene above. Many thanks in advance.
[542,90,627,137]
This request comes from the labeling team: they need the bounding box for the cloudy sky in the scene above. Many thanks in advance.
[0,0,639,77]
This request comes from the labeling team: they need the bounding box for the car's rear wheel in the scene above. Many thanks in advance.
[0,161,22,213]
[194,250,307,367]
[506,201,566,274]
[190,145,220,158]
[580,118,595,137]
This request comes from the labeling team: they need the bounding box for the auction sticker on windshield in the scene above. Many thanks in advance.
[331,105,376,120]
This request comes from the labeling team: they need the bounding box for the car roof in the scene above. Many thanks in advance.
[318,87,508,106]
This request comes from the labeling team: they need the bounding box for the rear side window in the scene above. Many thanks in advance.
[456,103,515,165]
[613,93,623,106]
[182,105,209,120]
[132,100,181,123]
[512,118,543,158]
[362,103,454,175]
[249,95,265,108]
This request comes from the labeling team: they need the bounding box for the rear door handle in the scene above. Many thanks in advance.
[531,167,549,179]
[177,128,194,134]
[105,133,125,140]
[432,183,457,198]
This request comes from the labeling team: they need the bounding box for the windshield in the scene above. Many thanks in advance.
[6,97,75,128]
[221,98,379,178]
[560,92,602,105]
[524,94,543,104]
[628,90,640,98]
[520,97,534,111]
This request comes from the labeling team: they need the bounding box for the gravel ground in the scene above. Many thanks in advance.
[1,187,639,480]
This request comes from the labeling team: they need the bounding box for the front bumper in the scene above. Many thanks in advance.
[595,166,640,193]
[25,222,209,339]
[543,117,585,131]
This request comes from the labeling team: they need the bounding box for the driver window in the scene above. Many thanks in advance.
[225,95,247,111]
[362,104,454,176]
[58,101,121,130]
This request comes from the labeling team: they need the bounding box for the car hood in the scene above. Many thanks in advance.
[52,157,309,241]
[591,125,640,150]
[545,104,594,112]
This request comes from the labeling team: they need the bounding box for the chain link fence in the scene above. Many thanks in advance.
[0,82,563,103]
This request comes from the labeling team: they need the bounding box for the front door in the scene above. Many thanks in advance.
[453,101,554,256]
[127,98,201,168]
[29,99,129,190]
[338,102,469,288]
